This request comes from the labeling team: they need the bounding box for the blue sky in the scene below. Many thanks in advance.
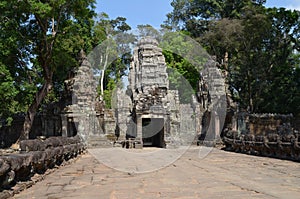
[96,0,300,29]
[96,0,173,29]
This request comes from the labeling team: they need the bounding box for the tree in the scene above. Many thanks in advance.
[164,0,266,36]
[91,13,134,107]
[0,1,38,125]
[257,8,300,114]
[160,31,210,103]
[165,0,300,115]
[223,6,300,114]
[0,0,96,142]
[137,24,162,41]
[163,49,199,103]
[0,64,18,126]
[202,6,300,114]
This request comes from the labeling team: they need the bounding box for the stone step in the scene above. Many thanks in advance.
[86,136,114,148]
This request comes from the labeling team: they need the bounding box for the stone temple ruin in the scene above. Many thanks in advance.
[2,38,300,197]
[0,36,298,156]
[0,37,229,149]
[59,37,228,148]
[62,50,99,141]
[126,37,176,148]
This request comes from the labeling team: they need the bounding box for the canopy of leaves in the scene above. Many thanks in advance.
[91,13,134,108]
[0,0,96,126]
[160,31,210,103]
[164,0,300,115]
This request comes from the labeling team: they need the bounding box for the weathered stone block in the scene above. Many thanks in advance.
[20,139,46,152]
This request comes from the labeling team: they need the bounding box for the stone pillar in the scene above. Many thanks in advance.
[232,116,237,131]
[61,114,68,137]
[195,105,202,135]
[214,112,220,140]
[77,114,87,140]
[137,115,143,139]
[206,111,216,141]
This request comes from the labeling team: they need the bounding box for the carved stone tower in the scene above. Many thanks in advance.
[128,37,170,147]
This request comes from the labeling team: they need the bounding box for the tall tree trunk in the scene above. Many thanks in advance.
[17,80,53,142]
[100,47,109,96]
[100,68,105,96]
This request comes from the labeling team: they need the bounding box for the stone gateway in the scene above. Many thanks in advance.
[126,37,171,148]
[60,37,227,148]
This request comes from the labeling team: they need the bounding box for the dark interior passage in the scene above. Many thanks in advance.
[142,118,164,148]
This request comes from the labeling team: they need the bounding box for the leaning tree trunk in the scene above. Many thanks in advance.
[17,80,53,142]
[13,10,58,147]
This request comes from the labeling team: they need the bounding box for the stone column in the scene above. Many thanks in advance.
[214,112,220,140]
[61,114,68,137]
[232,116,237,131]
[195,105,202,135]
[136,115,143,140]
[77,114,86,139]
[206,111,215,141]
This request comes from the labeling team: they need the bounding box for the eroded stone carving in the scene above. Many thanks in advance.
[60,38,229,148]
[62,50,99,142]
[127,37,171,148]
[223,113,300,161]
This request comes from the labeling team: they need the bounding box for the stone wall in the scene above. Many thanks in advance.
[179,104,196,144]
[235,113,293,136]
[0,112,62,148]
[0,117,23,148]
[197,57,227,143]
[167,90,180,138]
[103,109,116,135]
[129,37,169,93]
[115,88,132,139]
[292,116,300,131]
[223,113,300,161]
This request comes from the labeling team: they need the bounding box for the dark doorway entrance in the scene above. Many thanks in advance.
[142,118,164,147]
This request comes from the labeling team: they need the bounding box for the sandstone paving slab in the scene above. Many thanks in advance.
[12,147,300,199]
[45,185,63,194]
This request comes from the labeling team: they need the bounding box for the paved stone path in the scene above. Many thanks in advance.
[13,147,300,199]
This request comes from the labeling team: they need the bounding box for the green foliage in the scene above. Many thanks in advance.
[163,50,198,103]
[165,0,300,115]
[103,78,117,109]
[137,24,161,40]
[229,7,300,114]
[0,0,96,130]
[164,0,266,36]
[160,31,209,103]
[0,64,18,120]
[92,14,134,107]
